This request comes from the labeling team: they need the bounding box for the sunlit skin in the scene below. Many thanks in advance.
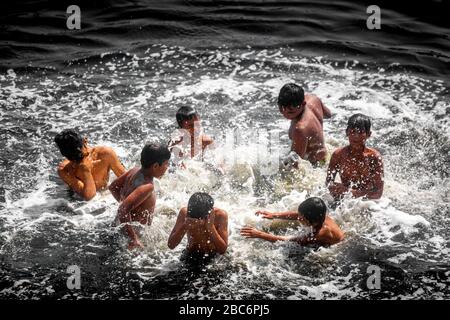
[240,209,344,246]
[326,128,384,200]
[168,115,214,160]
[57,138,126,201]
[280,94,331,165]
[109,160,169,250]
[168,207,228,255]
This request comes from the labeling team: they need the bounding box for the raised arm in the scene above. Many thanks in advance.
[57,161,96,201]
[168,207,188,249]
[118,184,153,249]
[206,209,228,254]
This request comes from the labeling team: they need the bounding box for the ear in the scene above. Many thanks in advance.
[367,131,372,138]
[82,137,88,147]
[301,101,307,108]
[152,162,160,170]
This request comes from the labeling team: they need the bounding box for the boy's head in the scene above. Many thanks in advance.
[346,113,372,145]
[54,129,86,162]
[298,197,327,228]
[176,106,199,130]
[277,83,306,120]
[187,192,214,219]
[140,143,171,178]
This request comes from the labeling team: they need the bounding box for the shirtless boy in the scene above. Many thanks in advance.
[168,106,214,161]
[278,83,331,165]
[168,192,228,256]
[54,129,125,201]
[241,197,344,247]
[326,114,384,200]
[109,143,171,250]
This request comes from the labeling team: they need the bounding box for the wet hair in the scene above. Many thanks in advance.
[176,106,198,128]
[140,143,171,168]
[187,192,214,219]
[54,129,84,161]
[298,197,327,228]
[277,83,305,108]
[346,113,371,134]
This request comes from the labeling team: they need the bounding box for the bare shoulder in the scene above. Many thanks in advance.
[214,208,228,219]
[179,207,188,216]
[305,93,321,103]
[95,146,117,157]
[331,147,345,159]
[366,147,383,160]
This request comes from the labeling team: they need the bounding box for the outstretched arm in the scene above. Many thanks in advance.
[118,184,153,249]
[256,210,302,221]
[168,208,188,249]
[240,226,289,242]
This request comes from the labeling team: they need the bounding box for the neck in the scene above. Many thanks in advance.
[140,168,155,181]
[349,144,365,154]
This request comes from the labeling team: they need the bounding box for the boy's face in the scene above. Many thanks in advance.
[181,114,200,130]
[279,101,306,120]
[153,160,170,179]
[346,128,371,146]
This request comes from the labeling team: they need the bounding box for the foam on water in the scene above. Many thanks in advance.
[0,45,448,299]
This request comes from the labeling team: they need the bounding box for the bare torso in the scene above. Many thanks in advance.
[334,146,381,191]
[289,94,328,163]
[314,216,345,246]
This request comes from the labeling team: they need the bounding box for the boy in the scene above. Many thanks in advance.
[168,106,214,161]
[277,83,331,166]
[109,143,171,250]
[54,129,125,201]
[168,192,228,256]
[241,197,344,247]
[326,114,384,200]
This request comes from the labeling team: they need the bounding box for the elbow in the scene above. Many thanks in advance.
[82,190,96,201]
[117,205,130,223]
[167,239,177,250]
[369,185,384,200]
[217,246,227,255]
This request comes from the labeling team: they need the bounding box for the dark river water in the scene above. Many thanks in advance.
[0,0,449,299]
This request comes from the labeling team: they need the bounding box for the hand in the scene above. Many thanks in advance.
[79,154,100,173]
[185,217,205,230]
[127,238,144,250]
[240,225,262,239]
[206,210,216,228]
[329,183,348,197]
[255,210,276,219]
